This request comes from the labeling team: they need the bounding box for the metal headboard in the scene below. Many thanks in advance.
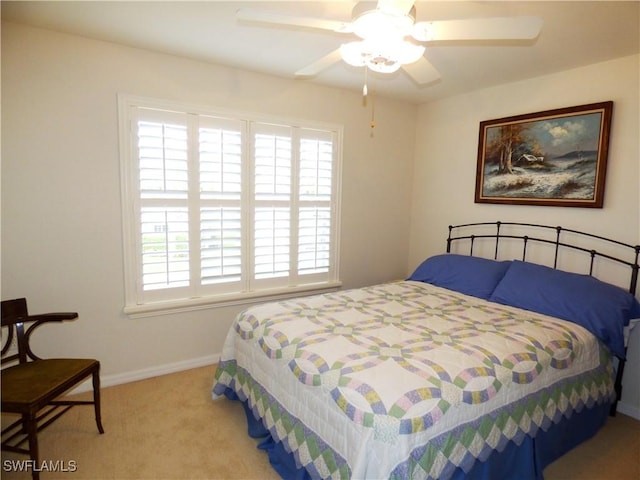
[446,221,640,416]
[447,221,640,296]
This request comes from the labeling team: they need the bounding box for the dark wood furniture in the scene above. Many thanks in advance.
[1,298,104,480]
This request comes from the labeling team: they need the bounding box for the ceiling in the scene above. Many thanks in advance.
[2,1,639,104]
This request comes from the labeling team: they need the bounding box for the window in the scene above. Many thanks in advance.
[119,96,341,316]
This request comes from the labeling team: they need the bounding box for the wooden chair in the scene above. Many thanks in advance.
[1,298,104,480]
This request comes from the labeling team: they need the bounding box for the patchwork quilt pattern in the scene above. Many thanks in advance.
[213,281,615,479]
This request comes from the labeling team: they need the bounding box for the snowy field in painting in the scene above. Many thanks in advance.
[482,154,597,200]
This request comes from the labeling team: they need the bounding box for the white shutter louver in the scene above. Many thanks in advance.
[199,126,242,200]
[299,137,333,201]
[140,207,189,290]
[200,207,242,284]
[138,121,188,199]
[298,134,333,276]
[298,207,331,275]
[137,112,190,292]
[198,120,244,288]
[254,133,291,199]
[253,128,292,281]
[254,207,290,279]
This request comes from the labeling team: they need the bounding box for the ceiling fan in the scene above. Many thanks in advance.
[237,0,543,86]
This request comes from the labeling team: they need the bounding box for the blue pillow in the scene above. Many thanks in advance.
[489,261,640,358]
[408,254,511,300]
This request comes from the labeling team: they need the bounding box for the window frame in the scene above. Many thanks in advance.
[118,95,342,317]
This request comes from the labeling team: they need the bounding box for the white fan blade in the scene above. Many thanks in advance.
[402,56,440,85]
[413,17,543,42]
[295,49,343,78]
[377,0,415,16]
[236,8,352,33]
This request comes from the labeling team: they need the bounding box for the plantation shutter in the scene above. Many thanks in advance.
[136,109,191,301]
[252,123,293,288]
[120,96,341,312]
[298,129,334,281]
[198,116,245,295]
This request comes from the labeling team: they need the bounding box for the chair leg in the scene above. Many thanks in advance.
[92,368,104,434]
[21,413,29,434]
[25,414,40,480]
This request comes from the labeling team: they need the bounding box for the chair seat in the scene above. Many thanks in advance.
[1,359,99,411]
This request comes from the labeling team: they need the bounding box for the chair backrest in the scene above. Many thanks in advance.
[1,298,30,367]
[2,298,79,368]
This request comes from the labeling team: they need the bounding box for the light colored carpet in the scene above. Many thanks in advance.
[2,365,638,479]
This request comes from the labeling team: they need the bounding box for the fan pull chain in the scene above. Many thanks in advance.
[363,67,368,97]
[369,72,376,135]
[362,68,375,135]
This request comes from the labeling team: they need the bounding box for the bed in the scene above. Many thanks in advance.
[212,221,640,479]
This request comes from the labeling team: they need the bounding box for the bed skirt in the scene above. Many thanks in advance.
[222,388,610,480]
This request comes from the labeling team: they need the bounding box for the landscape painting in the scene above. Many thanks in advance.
[475,101,612,208]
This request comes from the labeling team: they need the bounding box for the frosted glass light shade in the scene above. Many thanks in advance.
[339,39,425,73]
[351,10,414,41]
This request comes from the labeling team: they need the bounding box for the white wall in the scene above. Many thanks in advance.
[409,54,640,418]
[1,22,416,384]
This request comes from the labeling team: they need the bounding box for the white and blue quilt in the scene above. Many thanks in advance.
[213,281,615,479]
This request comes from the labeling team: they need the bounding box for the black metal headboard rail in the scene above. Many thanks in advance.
[447,221,640,296]
[446,221,640,416]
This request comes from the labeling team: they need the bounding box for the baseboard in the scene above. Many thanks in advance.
[70,354,220,394]
[616,401,640,420]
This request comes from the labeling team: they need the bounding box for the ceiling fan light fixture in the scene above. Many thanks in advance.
[340,40,401,73]
[368,58,402,74]
[351,9,414,41]
[340,39,425,73]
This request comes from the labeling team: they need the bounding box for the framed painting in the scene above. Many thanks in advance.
[475,101,613,208]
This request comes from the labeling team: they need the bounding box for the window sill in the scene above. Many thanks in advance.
[123,281,343,319]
